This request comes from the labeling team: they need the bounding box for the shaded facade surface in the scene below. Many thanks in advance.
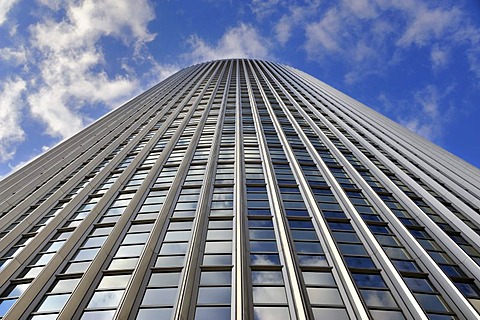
[0,59,479,320]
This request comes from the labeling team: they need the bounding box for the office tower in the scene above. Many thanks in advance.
[0,58,479,320]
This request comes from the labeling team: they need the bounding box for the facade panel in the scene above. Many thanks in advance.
[0,59,479,319]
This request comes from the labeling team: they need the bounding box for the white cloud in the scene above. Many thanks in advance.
[397,7,461,47]
[250,0,281,19]
[300,0,480,84]
[35,0,62,10]
[343,0,378,19]
[26,0,156,139]
[149,62,181,84]
[0,0,19,26]
[0,77,26,162]
[274,0,321,46]
[415,85,440,118]
[399,85,453,141]
[430,45,448,69]
[275,15,292,46]
[0,46,28,65]
[467,50,480,80]
[402,118,437,141]
[186,23,271,63]
[0,159,28,181]
[28,87,85,138]
[305,8,341,54]
[31,0,155,52]
[456,27,480,80]
[304,0,384,58]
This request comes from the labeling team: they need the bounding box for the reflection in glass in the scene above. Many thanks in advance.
[312,308,349,319]
[0,299,16,317]
[252,271,283,284]
[195,306,231,320]
[403,277,434,293]
[297,255,328,267]
[249,241,278,252]
[254,307,290,320]
[98,275,131,289]
[202,254,231,266]
[249,230,276,240]
[294,242,323,254]
[64,261,90,274]
[87,290,124,308]
[164,231,191,242]
[149,272,181,286]
[156,256,185,267]
[123,233,149,244]
[307,288,342,305]
[302,272,335,286]
[207,230,232,240]
[159,243,188,255]
[37,294,70,312]
[414,293,448,312]
[253,287,287,304]
[250,254,280,266]
[116,245,144,257]
[5,283,29,297]
[291,230,318,240]
[197,287,231,304]
[204,242,232,253]
[352,274,386,289]
[81,310,116,320]
[142,288,178,305]
[360,290,397,308]
[369,310,405,320]
[30,314,58,320]
[200,271,231,285]
[109,258,139,270]
[137,308,172,319]
[74,249,98,261]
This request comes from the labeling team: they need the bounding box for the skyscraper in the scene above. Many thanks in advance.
[0,58,479,320]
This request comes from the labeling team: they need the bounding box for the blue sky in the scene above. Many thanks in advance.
[0,0,479,178]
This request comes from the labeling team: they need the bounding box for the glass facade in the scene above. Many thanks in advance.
[0,58,479,319]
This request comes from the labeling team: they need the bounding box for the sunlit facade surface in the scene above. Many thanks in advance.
[0,59,479,320]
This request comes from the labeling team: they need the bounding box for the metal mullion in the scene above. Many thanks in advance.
[302,99,480,253]
[343,94,480,183]
[176,60,232,320]
[300,69,480,199]
[0,64,188,191]
[0,64,205,257]
[271,64,479,318]
[273,64,480,267]
[234,59,250,320]
[291,67,480,185]
[314,126,480,318]
[243,59,306,320]
[108,61,227,320]
[268,62,480,265]
[2,62,216,320]
[332,98,480,210]
[56,61,218,320]
[0,80,154,204]
[0,67,200,244]
[0,65,195,205]
[0,67,191,214]
[253,60,376,320]
[258,67,427,318]
[0,91,183,284]
[282,66,480,200]
[274,64,480,220]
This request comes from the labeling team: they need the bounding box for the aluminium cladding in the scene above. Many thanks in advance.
[0,59,479,319]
